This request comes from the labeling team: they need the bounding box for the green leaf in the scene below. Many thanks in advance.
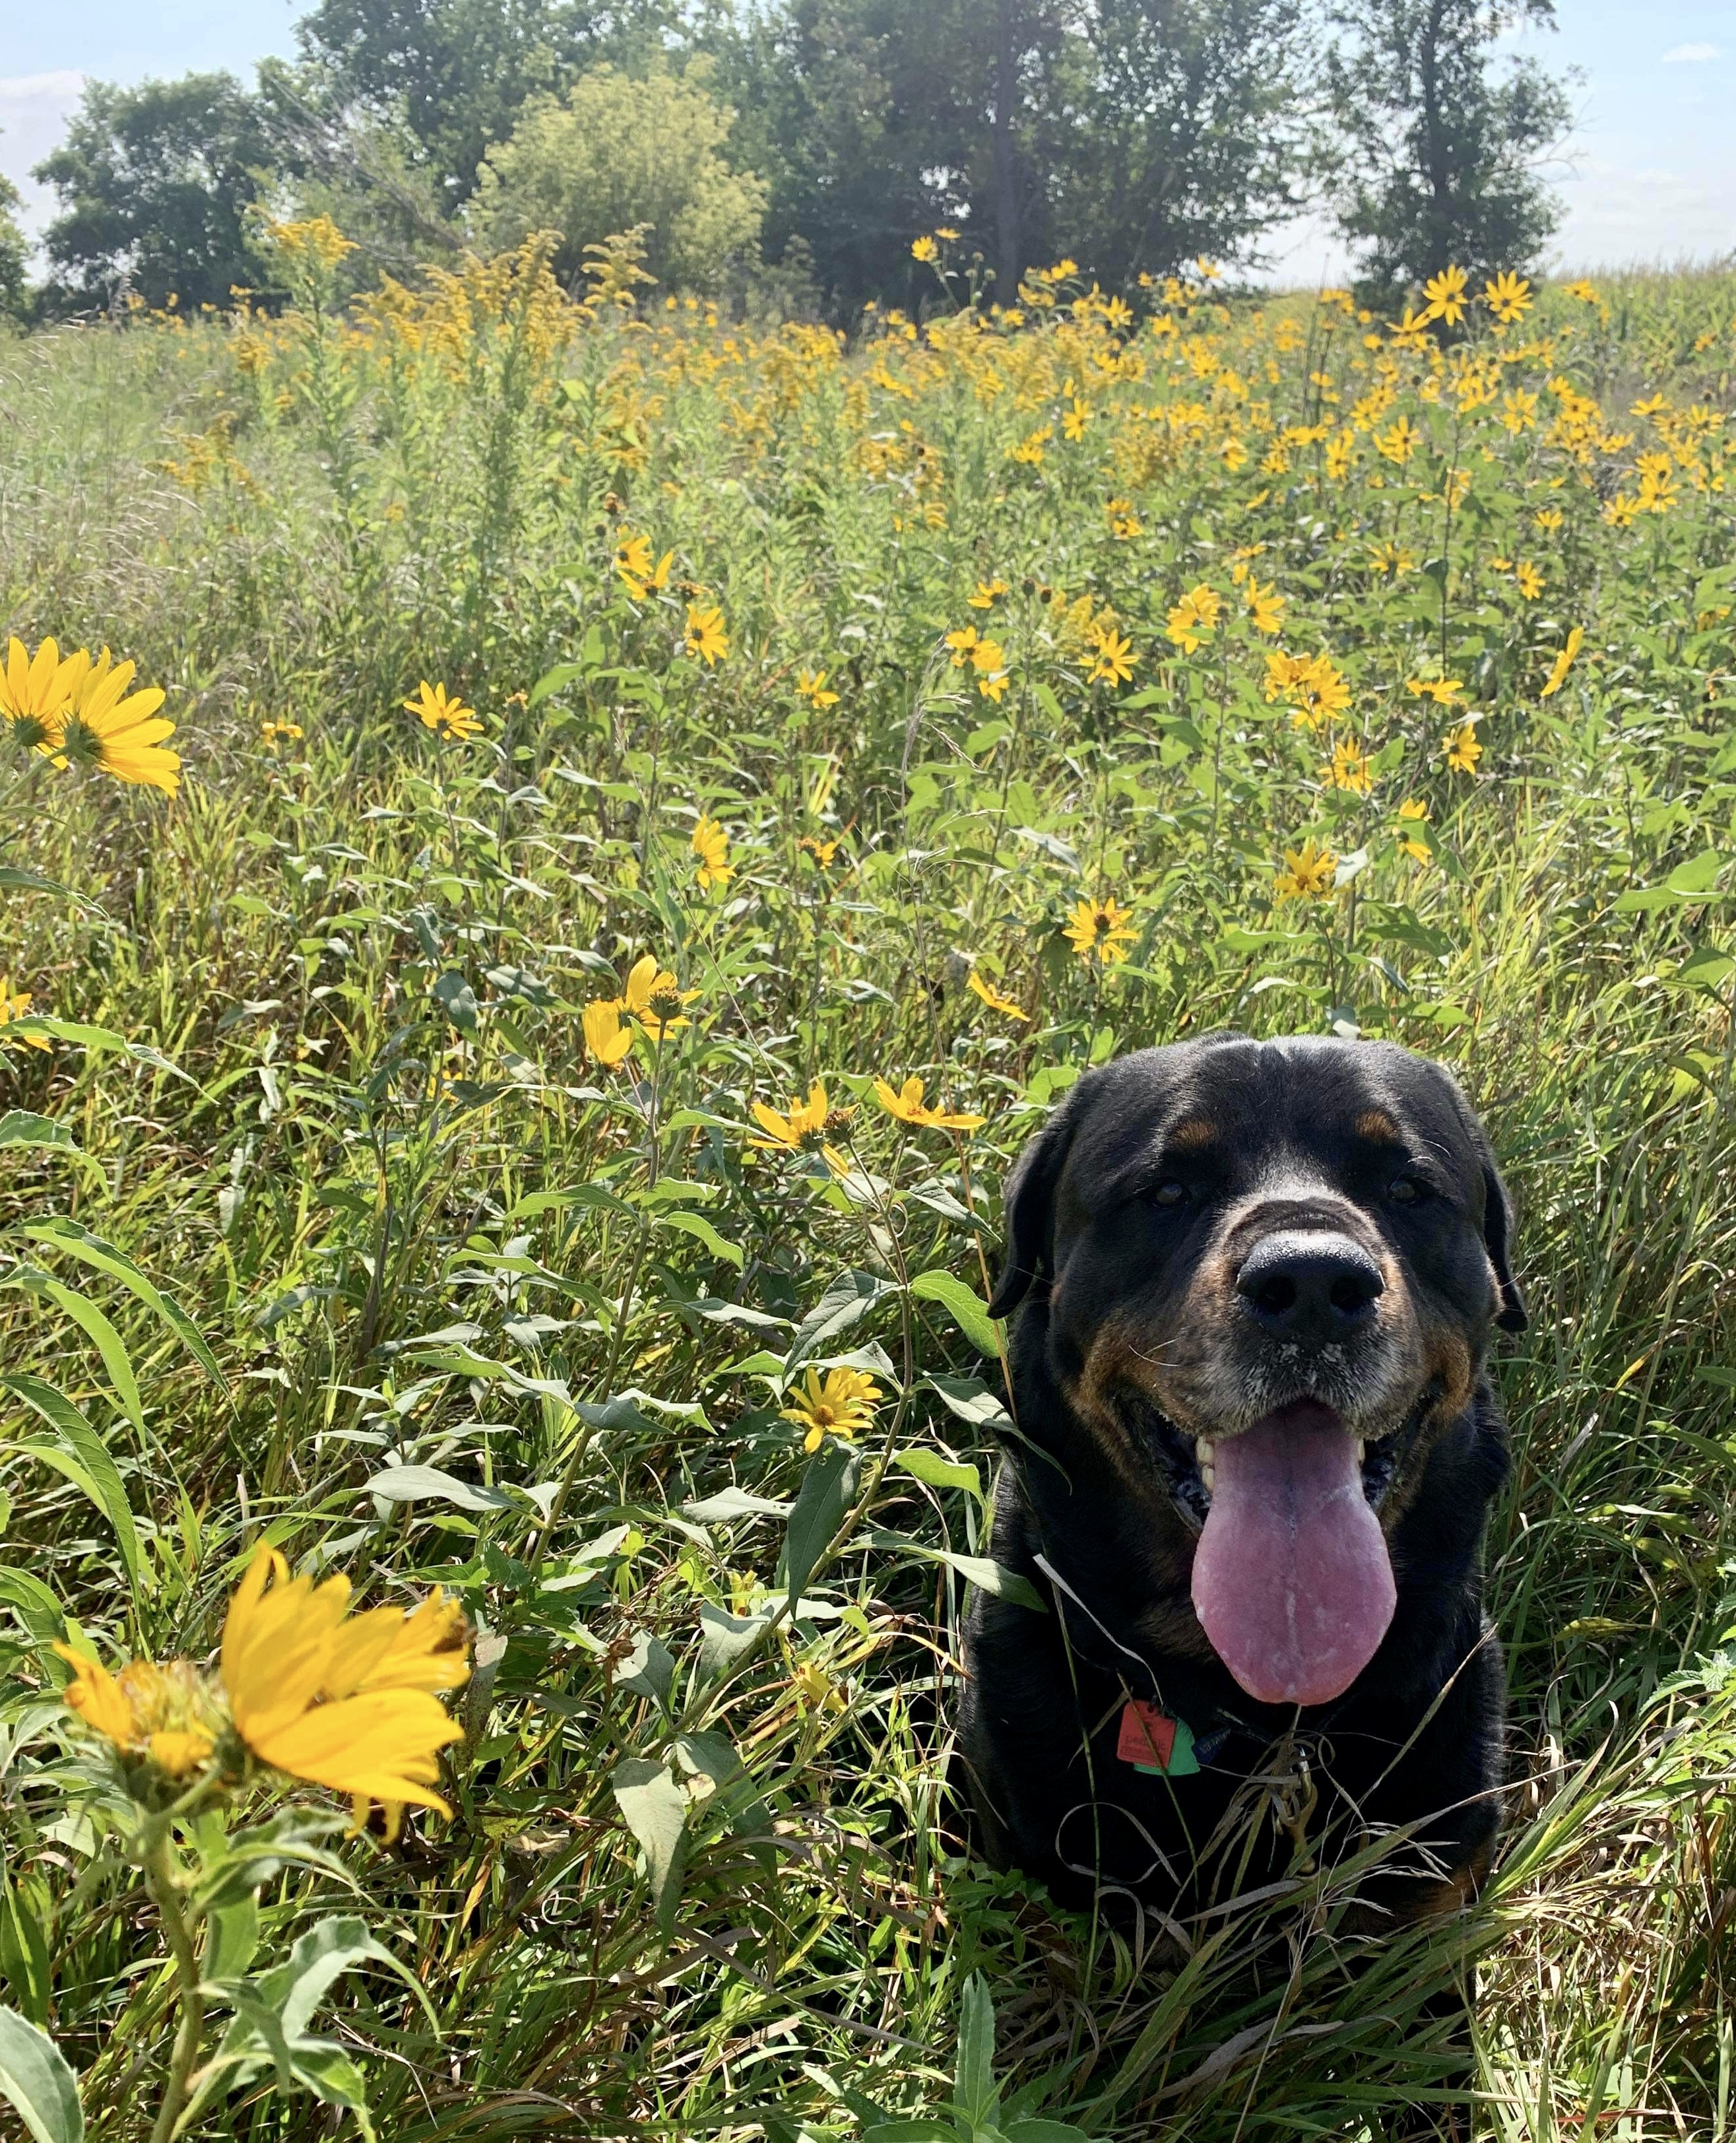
[0,1117,100,1185]
[684,1487,792,1523]
[611,1758,690,1935]
[909,1271,1000,1357]
[0,867,106,916]
[2,1377,146,1595]
[0,1275,145,1436]
[205,1897,261,1986]
[785,1269,896,1370]
[1665,849,1727,897]
[0,2008,82,2143]
[784,1438,862,1610]
[22,1220,229,1395]
[364,1465,518,1513]
[953,1973,999,2130]
[529,659,588,706]
[674,1729,775,1869]
[0,1567,67,1640]
[654,1210,745,1269]
[1,1018,126,1051]
[696,1603,772,1681]
[893,1449,983,1499]
[927,1375,1013,1435]
[864,1532,1045,1612]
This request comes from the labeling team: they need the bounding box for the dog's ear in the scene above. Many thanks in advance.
[988,1106,1077,1319]
[1481,1158,1527,1333]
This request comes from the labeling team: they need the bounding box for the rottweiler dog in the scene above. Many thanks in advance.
[959,1034,1524,1931]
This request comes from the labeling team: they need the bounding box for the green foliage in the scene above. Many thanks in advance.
[0,173,28,323]
[32,74,274,313]
[2,255,1736,2137]
[472,63,769,293]
[1323,0,1573,298]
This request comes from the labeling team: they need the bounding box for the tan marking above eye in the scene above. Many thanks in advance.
[1167,1117,1217,1151]
[1354,1109,1401,1142]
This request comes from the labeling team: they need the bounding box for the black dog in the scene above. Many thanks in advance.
[959,1034,1524,1932]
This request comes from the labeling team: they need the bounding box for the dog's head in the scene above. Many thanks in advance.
[989,1034,1523,1707]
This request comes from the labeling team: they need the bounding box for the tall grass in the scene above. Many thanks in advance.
[2,242,1735,2138]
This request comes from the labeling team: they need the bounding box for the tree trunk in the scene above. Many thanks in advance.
[1419,0,1450,276]
[994,0,1023,300]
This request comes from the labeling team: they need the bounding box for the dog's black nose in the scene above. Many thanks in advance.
[1236,1230,1384,1342]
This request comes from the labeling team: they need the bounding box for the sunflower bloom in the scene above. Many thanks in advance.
[1483,272,1532,325]
[621,953,698,1039]
[1422,264,1468,325]
[692,815,733,890]
[1444,723,1483,775]
[1245,581,1285,634]
[971,636,1010,700]
[583,998,634,1066]
[55,1648,220,1778]
[873,1074,985,1131]
[1274,840,1338,901]
[616,533,674,602]
[911,236,938,263]
[781,1366,881,1453]
[1325,737,1373,795]
[404,680,481,743]
[1165,585,1221,654]
[1515,560,1544,600]
[751,1080,851,1173]
[222,1548,466,1837]
[1540,626,1584,700]
[0,974,49,1051]
[685,605,728,666]
[0,635,85,748]
[796,668,839,708]
[1063,896,1137,967]
[1088,627,1136,686]
[53,649,179,794]
[1396,798,1432,863]
[945,625,980,667]
[261,719,304,748]
[967,971,1028,1020]
[968,579,1008,610]
[1406,676,1463,707]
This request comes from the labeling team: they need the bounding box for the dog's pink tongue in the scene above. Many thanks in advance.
[1191,1404,1396,1707]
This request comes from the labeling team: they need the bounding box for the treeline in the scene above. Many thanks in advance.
[3,0,1572,322]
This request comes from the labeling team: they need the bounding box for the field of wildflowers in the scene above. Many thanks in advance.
[2,222,1736,2139]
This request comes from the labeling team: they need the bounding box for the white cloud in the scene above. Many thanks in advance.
[1661,42,1722,63]
[0,70,86,242]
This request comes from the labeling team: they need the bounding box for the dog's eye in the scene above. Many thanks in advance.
[1388,1175,1431,1206]
[1153,1179,1189,1208]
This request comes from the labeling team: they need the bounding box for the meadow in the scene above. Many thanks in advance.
[2,224,1736,2140]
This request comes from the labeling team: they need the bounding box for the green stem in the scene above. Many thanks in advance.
[142,1820,204,2143]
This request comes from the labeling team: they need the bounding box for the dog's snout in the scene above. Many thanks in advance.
[1235,1230,1384,1342]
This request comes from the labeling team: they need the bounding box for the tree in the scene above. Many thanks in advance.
[292,0,674,205]
[470,64,767,294]
[1322,0,1572,300]
[1058,0,1311,286]
[0,168,28,321]
[34,74,272,312]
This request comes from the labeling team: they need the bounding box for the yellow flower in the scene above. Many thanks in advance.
[685,605,729,666]
[1483,272,1533,324]
[968,579,1008,609]
[936,226,960,242]
[967,971,1028,1020]
[751,1080,851,1173]
[583,998,634,1067]
[971,637,1010,699]
[1266,649,1351,731]
[1062,398,1092,442]
[404,680,480,743]
[52,649,180,793]
[1540,626,1584,700]
[1515,560,1544,600]
[1561,279,1600,304]
[1444,722,1483,774]
[222,1548,467,1837]
[1165,584,1221,654]
[1010,424,1051,466]
[781,1367,882,1453]
[797,668,839,708]
[261,718,304,747]
[1406,676,1463,706]
[1245,581,1285,635]
[1396,798,1432,863]
[616,533,673,601]
[0,974,49,1051]
[692,815,733,890]
[1273,839,1338,901]
[1088,627,1136,686]
[798,834,841,867]
[1369,541,1417,577]
[621,953,698,1039]
[872,1074,985,1131]
[1375,416,1419,465]
[1325,737,1373,795]
[945,624,980,666]
[1062,896,1137,966]
[1533,507,1564,532]
[0,634,84,747]
[1423,264,1469,325]
[911,236,939,263]
[55,1648,220,1778]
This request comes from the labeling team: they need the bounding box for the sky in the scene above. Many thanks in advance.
[1,1,1733,276]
